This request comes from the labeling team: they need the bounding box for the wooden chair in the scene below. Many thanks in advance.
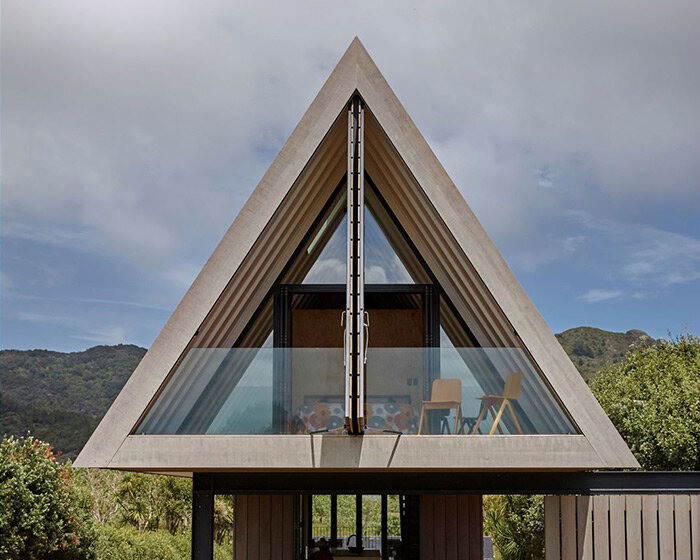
[471,372,524,435]
[417,379,462,434]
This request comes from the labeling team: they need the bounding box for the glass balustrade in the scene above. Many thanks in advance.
[365,347,576,435]
[135,347,576,435]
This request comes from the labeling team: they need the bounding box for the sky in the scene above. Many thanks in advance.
[2,1,699,352]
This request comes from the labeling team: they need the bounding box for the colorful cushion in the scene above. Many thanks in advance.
[294,402,417,433]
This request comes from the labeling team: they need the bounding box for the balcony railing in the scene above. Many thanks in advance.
[135,347,576,435]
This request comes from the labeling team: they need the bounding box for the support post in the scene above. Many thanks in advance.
[191,483,214,560]
[330,494,338,547]
[355,494,363,552]
[381,494,388,559]
[304,494,313,552]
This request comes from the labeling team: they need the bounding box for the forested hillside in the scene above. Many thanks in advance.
[555,327,653,377]
[1,327,651,458]
[1,345,145,459]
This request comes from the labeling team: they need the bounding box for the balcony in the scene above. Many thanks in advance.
[136,347,576,436]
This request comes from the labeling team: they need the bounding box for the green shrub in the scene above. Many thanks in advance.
[94,524,232,560]
[0,435,96,559]
[484,495,544,560]
[589,334,700,470]
[93,525,188,560]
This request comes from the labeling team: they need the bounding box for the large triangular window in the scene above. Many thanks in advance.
[79,39,637,472]
[135,101,577,438]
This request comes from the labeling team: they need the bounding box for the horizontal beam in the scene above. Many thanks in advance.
[110,434,608,470]
[286,284,425,294]
[193,471,700,495]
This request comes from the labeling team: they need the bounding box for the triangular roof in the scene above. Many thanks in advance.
[75,38,638,471]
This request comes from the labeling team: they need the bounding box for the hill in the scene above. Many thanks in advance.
[555,327,654,377]
[1,327,652,458]
[1,344,146,459]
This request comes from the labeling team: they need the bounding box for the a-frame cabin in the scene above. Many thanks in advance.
[76,38,639,559]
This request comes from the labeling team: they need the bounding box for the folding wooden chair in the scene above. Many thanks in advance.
[417,379,462,434]
[471,372,523,435]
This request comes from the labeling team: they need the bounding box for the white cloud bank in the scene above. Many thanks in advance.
[3,0,700,346]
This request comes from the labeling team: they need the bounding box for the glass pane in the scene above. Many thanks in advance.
[137,344,575,435]
[365,208,412,284]
[302,194,418,284]
[302,196,347,284]
[361,495,382,553]
[365,347,576,435]
[299,183,429,284]
[365,185,432,284]
[312,495,332,543]
[135,347,345,435]
[387,495,401,545]
[440,295,479,348]
[336,496,357,551]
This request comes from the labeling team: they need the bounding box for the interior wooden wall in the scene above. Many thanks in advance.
[233,495,295,560]
[545,494,700,560]
[290,308,426,412]
[420,494,483,560]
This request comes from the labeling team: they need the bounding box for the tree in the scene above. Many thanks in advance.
[484,495,544,560]
[114,472,160,532]
[158,475,193,535]
[214,495,234,546]
[588,334,700,470]
[0,435,96,560]
[78,468,122,524]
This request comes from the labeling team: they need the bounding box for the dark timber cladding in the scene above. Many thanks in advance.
[345,94,365,434]
[191,488,214,560]
[192,472,700,495]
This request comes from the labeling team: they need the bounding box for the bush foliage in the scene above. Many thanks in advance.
[484,495,544,560]
[1,435,233,559]
[0,435,96,559]
[588,334,700,470]
[92,525,231,560]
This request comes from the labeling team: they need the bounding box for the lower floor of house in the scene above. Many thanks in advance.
[230,493,482,560]
[190,472,700,560]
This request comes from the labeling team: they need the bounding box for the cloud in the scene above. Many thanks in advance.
[15,310,130,346]
[366,265,388,284]
[15,311,75,327]
[4,0,700,271]
[0,271,12,291]
[164,263,201,290]
[620,233,700,286]
[580,289,624,303]
[15,293,172,313]
[304,259,345,284]
[568,211,700,287]
[510,233,586,272]
[72,325,128,345]
[3,0,700,347]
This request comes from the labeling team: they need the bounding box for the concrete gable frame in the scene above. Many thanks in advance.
[75,39,638,472]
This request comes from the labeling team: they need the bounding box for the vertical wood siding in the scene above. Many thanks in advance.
[420,494,482,560]
[545,495,700,560]
[234,494,295,560]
